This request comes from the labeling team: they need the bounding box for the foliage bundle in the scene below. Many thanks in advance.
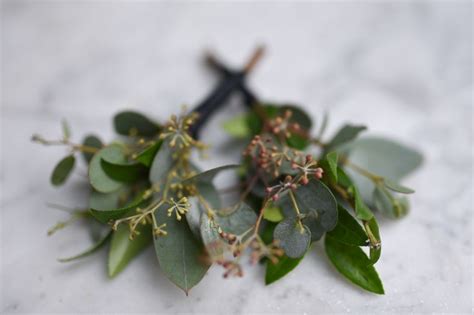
[33,49,422,295]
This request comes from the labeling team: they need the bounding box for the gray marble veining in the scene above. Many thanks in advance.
[1,1,472,314]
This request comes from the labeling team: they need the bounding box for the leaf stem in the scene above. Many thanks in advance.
[288,190,305,233]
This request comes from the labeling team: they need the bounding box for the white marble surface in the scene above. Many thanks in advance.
[1,1,472,314]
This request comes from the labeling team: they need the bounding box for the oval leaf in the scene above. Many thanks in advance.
[114,110,160,137]
[326,124,367,151]
[82,135,103,164]
[273,217,311,258]
[101,159,147,183]
[108,224,152,278]
[89,145,125,193]
[153,202,210,294]
[51,155,75,186]
[325,236,384,294]
[327,205,368,246]
[265,254,304,285]
[149,140,174,185]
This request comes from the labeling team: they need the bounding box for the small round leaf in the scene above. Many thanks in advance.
[274,218,311,258]
[51,155,76,186]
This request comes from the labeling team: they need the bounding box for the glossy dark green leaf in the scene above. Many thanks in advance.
[149,140,174,185]
[366,217,381,264]
[153,203,210,294]
[134,141,161,167]
[274,217,311,258]
[51,155,76,186]
[114,110,160,137]
[265,254,304,285]
[58,230,112,262]
[339,136,422,201]
[327,205,368,246]
[278,180,338,241]
[326,124,366,151]
[101,158,147,183]
[384,179,415,194]
[108,224,152,278]
[82,135,103,164]
[352,186,374,221]
[325,236,384,294]
[320,151,338,183]
[89,145,125,193]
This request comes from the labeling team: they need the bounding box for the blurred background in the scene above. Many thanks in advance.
[1,1,472,313]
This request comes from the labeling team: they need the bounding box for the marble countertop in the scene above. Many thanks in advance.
[1,1,472,314]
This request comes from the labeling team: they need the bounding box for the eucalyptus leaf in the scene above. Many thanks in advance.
[89,145,125,193]
[278,180,338,241]
[274,217,311,258]
[319,152,338,183]
[51,155,75,186]
[82,135,103,164]
[200,214,224,259]
[326,124,366,151]
[114,110,160,137]
[373,186,409,218]
[184,164,240,183]
[216,202,257,236]
[90,191,147,223]
[325,236,384,294]
[352,186,374,221]
[327,205,368,246]
[58,230,112,262]
[101,159,147,183]
[339,136,422,201]
[383,179,415,194]
[265,254,304,285]
[153,203,210,294]
[149,140,174,185]
[134,141,161,167]
[108,224,153,278]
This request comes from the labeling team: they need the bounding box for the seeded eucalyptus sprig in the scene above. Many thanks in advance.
[33,49,422,295]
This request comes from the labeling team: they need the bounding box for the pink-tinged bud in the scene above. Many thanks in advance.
[292,123,301,131]
[290,183,297,190]
[291,162,298,169]
[265,187,273,194]
[314,168,324,179]
[301,176,309,185]
[275,117,283,124]
[305,154,313,163]
[284,110,292,118]
[272,194,280,201]
[254,135,260,141]
[272,127,280,134]
[285,175,292,182]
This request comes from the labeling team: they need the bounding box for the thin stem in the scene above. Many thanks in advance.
[32,136,100,154]
[288,190,305,232]
[343,159,383,183]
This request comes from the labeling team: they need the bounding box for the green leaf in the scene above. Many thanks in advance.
[134,141,161,167]
[265,254,304,285]
[90,191,147,223]
[185,165,240,184]
[281,105,312,130]
[326,124,367,151]
[319,151,338,183]
[222,114,253,138]
[89,145,125,193]
[339,136,422,201]
[352,186,374,221]
[153,203,210,294]
[216,202,257,236]
[325,236,384,294]
[101,159,147,183]
[278,180,338,241]
[89,188,125,210]
[383,179,415,194]
[51,155,76,186]
[61,119,71,140]
[108,224,152,278]
[373,186,409,218]
[327,205,368,246]
[82,135,103,164]
[274,217,311,258]
[263,205,284,223]
[58,231,112,262]
[149,140,174,185]
[366,217,381,264]
[200,214,224,260]
[114,110,160,137]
